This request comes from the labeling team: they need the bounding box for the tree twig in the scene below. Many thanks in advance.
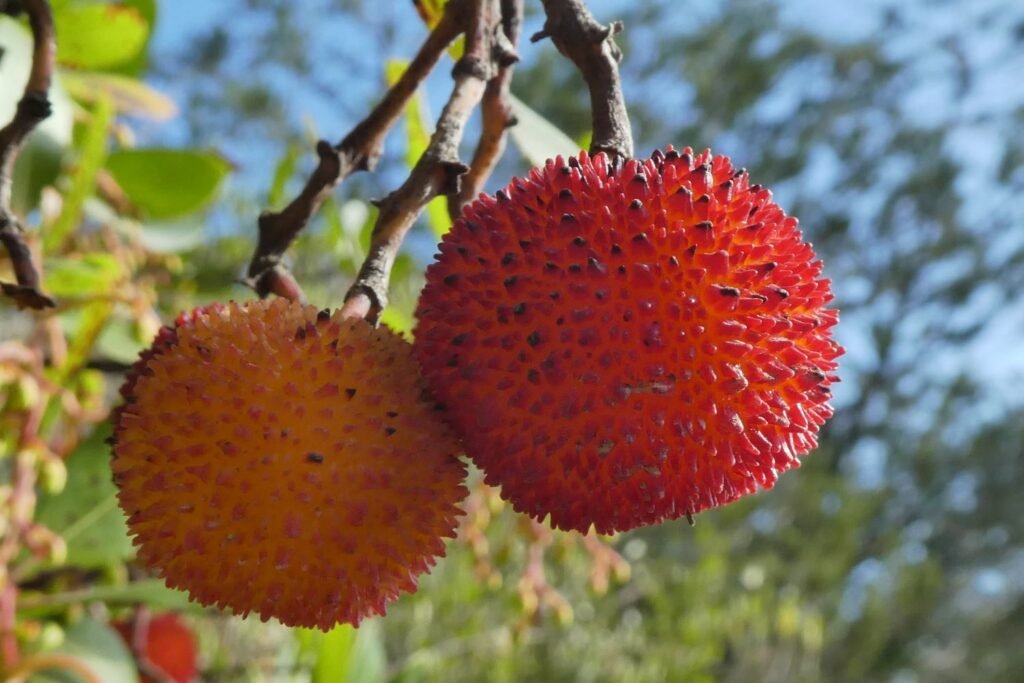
[340,0,502,323]
[447,0,523,218]
[534,0,633,167]
[0,0,56,309]
[242,5,464,300]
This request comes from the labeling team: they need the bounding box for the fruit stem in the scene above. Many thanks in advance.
[340,0,506,323]
[448,0,524,218]
[244,1,465,300]
[533,0,634,167]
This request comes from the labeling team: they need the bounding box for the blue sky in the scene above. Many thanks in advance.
[148,1,1024,419]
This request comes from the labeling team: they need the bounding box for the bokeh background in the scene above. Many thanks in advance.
[2,0,1023,680]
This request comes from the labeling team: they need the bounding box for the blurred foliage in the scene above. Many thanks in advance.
[2,0,1023,681]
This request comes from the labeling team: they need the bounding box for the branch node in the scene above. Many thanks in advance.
[17,91,52,121]
[530,28,551,43]
[452,55,492,81]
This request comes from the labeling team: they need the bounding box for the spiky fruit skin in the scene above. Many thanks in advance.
[113,613,198,683]
[414,148,842,534]
[112,299,466,629]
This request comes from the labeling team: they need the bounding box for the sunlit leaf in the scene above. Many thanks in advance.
[35,424,134,567]
[508,94,581,167]
[96,317,147,365]
[312,625,357,683]
[307,620,386,683]
[385,60,451,237]
[380,306,415,339]
[54,4,149,70]
[267,143,302,209]
[43,254,123,298]
[29,618,139,683]
[106,148,232,219]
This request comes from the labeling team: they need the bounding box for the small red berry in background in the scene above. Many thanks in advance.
[415,147,843,534]
[113,613,198,683]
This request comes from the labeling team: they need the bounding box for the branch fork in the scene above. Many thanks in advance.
[245,0,632,326]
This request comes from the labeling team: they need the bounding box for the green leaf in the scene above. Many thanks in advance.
[111,0,157,76]
[61,72,176,121]
[35,423,134,568]
[28,618,139,683]
[385,60,452,237]
[54,3,149,70]
[385,59,430,169]
[380,307,415,339]
[95,317,147,365]
[346,619,386,683]
[312,625,357,683]
[508,94,581,167]
[309,620,386,683]
[106,149,231,219]
[43,254,123,298]
[267,144,302,209]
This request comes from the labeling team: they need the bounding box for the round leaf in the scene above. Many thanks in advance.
[54,4,149,70]
[106,148,232,219]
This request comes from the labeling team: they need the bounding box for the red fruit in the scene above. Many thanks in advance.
[414,148,843,533]
[113,613,198,683]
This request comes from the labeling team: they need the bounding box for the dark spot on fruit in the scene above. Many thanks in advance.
[307,452,324,464]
